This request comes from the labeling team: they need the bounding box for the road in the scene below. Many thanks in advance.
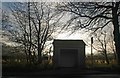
[2,68,120,78]
[2,74,120,78]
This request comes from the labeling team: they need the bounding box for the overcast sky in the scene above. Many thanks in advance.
[1,2,112,55]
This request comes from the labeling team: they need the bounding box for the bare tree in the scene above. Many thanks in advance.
[92,31,110,64]
[107,29,117,61]
[57,2,120,65]
[6,2,62,64]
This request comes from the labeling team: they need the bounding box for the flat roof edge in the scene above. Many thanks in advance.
[54,39,84,41]
[53,39,86,45]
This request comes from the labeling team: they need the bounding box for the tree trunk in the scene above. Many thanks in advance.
[104,35,109,64]
[23,34,29,63]
[104,50,109,64]
[38,44,42,64]
[37,16,42,64]
[28,2,32,64]
[112,2,120,65]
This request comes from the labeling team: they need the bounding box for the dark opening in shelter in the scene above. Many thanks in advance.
[53,39,86,68]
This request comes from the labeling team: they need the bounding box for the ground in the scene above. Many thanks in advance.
[2,67,120,78]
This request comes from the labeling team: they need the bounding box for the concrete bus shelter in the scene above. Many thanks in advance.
[53,39,85,68]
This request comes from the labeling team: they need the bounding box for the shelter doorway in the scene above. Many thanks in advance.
[59,49,78,67]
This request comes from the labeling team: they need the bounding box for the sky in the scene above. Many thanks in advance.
[1,0,117,2]
[1,2,108,55]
